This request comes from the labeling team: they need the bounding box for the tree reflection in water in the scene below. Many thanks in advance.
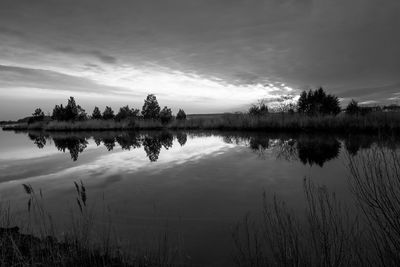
[229,132,392,167]
[24,131,395,165]
[28,133,47,149]
[176,132,187,146]
[53,137,88,161]
[297,136,341,167]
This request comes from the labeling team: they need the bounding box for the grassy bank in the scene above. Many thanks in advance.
[3,112,400,133]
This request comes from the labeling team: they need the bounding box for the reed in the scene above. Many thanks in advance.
[0,182,189,267]
[233,146,400,266]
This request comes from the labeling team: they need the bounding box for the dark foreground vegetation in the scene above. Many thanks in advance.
[3,88,400,133]
[233,147,400,267]
[0,183,189,267]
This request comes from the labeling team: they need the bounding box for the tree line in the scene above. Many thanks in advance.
[248,87,391,116]
[30,94,187,124]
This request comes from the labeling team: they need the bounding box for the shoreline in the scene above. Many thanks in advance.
[2,112,400,134]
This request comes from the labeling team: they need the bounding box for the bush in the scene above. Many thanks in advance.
[176,109,187,120]
[159,106,173,125]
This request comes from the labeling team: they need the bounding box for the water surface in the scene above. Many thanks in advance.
[0,129,396,266]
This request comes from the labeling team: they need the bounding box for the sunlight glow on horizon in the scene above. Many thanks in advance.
[0,56,299,119]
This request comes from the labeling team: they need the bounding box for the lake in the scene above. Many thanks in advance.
[0,129,397,266]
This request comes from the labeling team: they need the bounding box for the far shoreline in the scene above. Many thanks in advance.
[3,112,400,134]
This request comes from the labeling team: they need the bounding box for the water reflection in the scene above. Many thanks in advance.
[22,131,398,166]
[297,136,341,167]
[53,136,88,161]
[28,133,46,149]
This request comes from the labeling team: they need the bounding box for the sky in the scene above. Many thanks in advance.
[0,0,400,120]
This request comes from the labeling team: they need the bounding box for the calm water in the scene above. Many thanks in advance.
[0,129,397,266]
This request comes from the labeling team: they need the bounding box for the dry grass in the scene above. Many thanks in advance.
[233,146,400,267]
[348,147,400,266]
[0,182,190,267]
[232,179,367,267]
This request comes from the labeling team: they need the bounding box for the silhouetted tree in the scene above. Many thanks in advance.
[176,109,187,120]
[298,88,341,116]
[28,108,45,123]
[115,105,140,121]
[51,97,86,121]
[102,106,115,120]
[142,94,160,119]
[64,97,78,120]
[345,99,361,115]
[52,104,65,121]
[92,106,102,119]
[159,106,173,124]
[32,108,44,119]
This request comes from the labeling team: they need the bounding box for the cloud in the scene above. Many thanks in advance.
[337,83,400,104]
[0,0,399,116]
[0,64,128,95]
[55,47,117,64]
[0,26,24,37]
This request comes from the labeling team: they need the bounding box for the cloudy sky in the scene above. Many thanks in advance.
[0,0,399,120]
